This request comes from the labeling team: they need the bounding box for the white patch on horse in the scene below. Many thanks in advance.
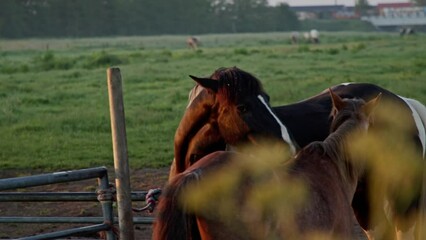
[319,83,353,95]
[400,96,426,157]
[257,95,296,154]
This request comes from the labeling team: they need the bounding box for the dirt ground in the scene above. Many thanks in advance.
[0,168,170,240]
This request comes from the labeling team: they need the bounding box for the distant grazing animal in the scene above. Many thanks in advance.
[171,77,426,239]
[310,29,319,43]
[400,27,415,36]
[291,31,300,44]
[154,90,380,239]
[302,30,319,44]
[187,36,200,49]
[303,32,311,42]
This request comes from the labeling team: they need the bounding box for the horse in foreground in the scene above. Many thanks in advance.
[154,90,381,239]
[170,69,426,239]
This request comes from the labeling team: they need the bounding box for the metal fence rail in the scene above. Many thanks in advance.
[0,167,108,191]
[0,190,156,225]
[0,191,148,202]
[0,216,155,224]
[20,223,110,240]
[0,167,117,240]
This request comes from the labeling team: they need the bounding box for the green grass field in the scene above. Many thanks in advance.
[0,32,425,170]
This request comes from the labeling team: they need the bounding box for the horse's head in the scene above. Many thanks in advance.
[190,67,294,150]
[172,67,296,177]
[172,73,219,176]
[329,88,381,133]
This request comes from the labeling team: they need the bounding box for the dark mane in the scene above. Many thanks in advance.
[210,67,265,103]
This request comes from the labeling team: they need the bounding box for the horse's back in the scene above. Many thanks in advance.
[274,82,417,148]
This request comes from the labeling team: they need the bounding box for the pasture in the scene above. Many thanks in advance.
[0,32,425,171]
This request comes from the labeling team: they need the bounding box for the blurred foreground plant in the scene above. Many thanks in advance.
[349,99,424,238]
[180,99,425,239]
[182,142,310,239]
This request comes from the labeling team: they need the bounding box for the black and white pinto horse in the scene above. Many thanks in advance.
[172,78,426,240]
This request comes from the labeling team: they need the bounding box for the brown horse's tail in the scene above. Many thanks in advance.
[152,170,202,240]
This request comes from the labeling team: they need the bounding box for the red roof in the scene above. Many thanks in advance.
[377,2,414,10]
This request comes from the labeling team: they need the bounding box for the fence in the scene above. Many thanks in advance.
[0,166,155,239]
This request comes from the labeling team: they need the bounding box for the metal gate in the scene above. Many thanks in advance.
[0,166,154,239]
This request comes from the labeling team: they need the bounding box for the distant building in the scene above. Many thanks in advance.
[333,8,360,19]
[377,2,414,16]
[288,2,426,31]
[362,2,426,31]
[290,5,358,20]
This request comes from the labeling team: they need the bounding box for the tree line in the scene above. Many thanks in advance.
[0,0,300,39]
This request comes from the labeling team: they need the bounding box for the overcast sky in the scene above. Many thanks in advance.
[269,0,410,7]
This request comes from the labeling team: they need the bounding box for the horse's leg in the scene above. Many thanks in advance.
[353,175,397,240]
[352,179,370,231]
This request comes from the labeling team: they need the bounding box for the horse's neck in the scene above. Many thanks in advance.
[323,118,363,190]
[290,146,357,205]
[292,117,362,199]
[272,97,332,149]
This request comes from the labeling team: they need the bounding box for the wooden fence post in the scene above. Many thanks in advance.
[107,67,135,240]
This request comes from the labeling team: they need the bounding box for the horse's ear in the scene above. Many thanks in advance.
[329,88,345,111]
[364,92,382,115]
[189,75,218,93]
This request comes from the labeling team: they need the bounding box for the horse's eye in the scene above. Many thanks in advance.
[237,104,248,113]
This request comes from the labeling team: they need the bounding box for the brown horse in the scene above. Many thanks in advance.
[170,77,426,239]
[153,90,381,239]
[171,67,296,179]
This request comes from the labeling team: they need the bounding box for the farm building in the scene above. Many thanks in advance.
[362,2,426,31]
[290,5,357,20]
